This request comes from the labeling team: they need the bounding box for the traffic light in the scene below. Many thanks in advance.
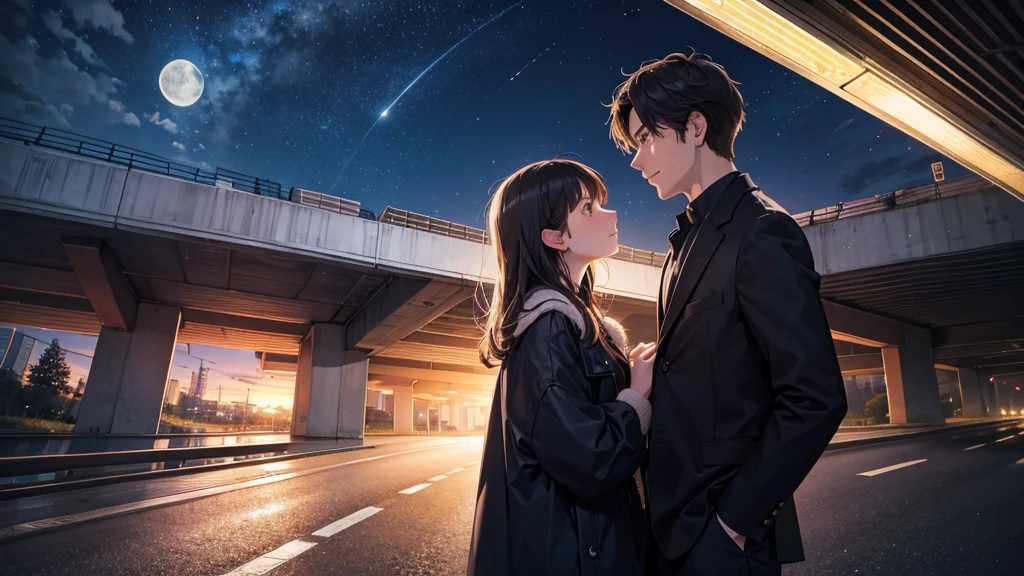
[990,377,996,384]
[1016,386,1022,392]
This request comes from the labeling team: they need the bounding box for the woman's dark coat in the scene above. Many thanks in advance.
[468,289,649,576]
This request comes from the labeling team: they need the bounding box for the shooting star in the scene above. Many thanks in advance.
[332,1,523,190]
[498,43,555,93]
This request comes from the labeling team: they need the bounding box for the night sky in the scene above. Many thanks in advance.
[1,0,972,254]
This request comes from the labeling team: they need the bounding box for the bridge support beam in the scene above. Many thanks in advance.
[393,385,414,434]
[74,303,180,434]
[291,324,368,439]
[877,325,944,424]
[956,367,987,417]
[825,301,944,424]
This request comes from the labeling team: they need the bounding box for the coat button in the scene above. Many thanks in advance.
[778,501,785,508]
[762,519,771,526]
[661,359,670,373]
[588,546,598,558]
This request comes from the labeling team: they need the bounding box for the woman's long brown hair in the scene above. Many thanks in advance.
[478,159,619,368]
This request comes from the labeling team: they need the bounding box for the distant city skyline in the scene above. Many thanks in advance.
[0,324,296,409]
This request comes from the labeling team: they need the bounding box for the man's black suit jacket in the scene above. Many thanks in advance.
[646,173,848,563]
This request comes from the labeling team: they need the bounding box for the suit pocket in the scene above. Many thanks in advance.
[683,292,723,318]
[701,439,756,466]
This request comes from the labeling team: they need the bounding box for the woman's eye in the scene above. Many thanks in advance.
[582,202,592,215]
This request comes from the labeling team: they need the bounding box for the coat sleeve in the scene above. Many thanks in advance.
[716,211,848,542]
[508,313,648,500]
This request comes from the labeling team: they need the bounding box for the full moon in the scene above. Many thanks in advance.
[159,59,204,107]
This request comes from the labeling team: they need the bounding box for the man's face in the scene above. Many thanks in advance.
[627,108,696,201]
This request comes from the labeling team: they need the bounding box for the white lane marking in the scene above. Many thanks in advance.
[0,443,463,541]
[964,443,987,451]
[427,474,447,482]
[311,506,383,538]
[1018,431,1024,436]
[995,435,1015,443]
[221,539,317,575]
[1017,458,1024,465]
[857,459,928,477]
[465,460,481,466]
[399,483,431,495]
[444,467,465,475]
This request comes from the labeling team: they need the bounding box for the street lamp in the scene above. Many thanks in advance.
[263,407,277,432]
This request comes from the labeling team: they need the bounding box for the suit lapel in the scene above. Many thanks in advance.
[656,243,674,329]
[657,221,723,349]
[657,174,759,350]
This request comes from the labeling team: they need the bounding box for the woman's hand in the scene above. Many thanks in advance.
[628,342,657,398]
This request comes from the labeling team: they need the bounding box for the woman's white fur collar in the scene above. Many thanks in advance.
[512,288,628,354]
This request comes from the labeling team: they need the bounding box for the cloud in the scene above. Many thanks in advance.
[172,141,186,151]
[836,153,940,199]
[107,99,137,125]
[10,0,32,13]
[0,32,136,128]
[145,111,178,133]
[61,0,134,44]
[41,10,105,67]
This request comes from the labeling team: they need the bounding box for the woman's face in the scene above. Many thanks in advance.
[562,188,619,261]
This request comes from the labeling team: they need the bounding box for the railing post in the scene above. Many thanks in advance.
[34,126,46,145]
[107,143,115,162]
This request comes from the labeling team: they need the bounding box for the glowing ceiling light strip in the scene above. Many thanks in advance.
[672,0,863,86]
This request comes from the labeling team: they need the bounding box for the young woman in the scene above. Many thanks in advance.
[467,159,657,576]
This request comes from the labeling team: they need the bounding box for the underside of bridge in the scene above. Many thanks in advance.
[666,0,1024,199]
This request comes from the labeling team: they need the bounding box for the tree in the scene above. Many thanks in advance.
[26,338,73,395]
[864,393,889,425]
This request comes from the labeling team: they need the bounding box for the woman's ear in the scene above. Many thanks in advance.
[541,228,568,251]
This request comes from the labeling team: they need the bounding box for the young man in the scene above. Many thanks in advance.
[607,52,848,575]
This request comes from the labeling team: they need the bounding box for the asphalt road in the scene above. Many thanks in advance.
[0,422,1021,576]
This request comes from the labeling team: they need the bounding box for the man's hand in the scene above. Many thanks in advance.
[717,514,746,551]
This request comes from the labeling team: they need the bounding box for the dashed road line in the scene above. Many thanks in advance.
[427,474,448,482]
[995,435,1015,443]
[311,506,383,538]
[1017,458,1024,465]
[857,459,928,477]
[964,443,987,451]
[445,467,465,475]
[399,483,431,495]
[465,460,481,466]
[221,539,317,575]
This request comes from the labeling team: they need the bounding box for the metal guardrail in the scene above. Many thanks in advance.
[0,116,285,199]
[792,175,993,227]
[380,206,670,267]
[0,441,291,478]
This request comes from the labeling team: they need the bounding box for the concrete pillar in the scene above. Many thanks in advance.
[393,386,413,434]
[290,324,368,439]
[881,325,944,424]
[74,303,180,434]
[450,402,462,431]
[957,367,986,417]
